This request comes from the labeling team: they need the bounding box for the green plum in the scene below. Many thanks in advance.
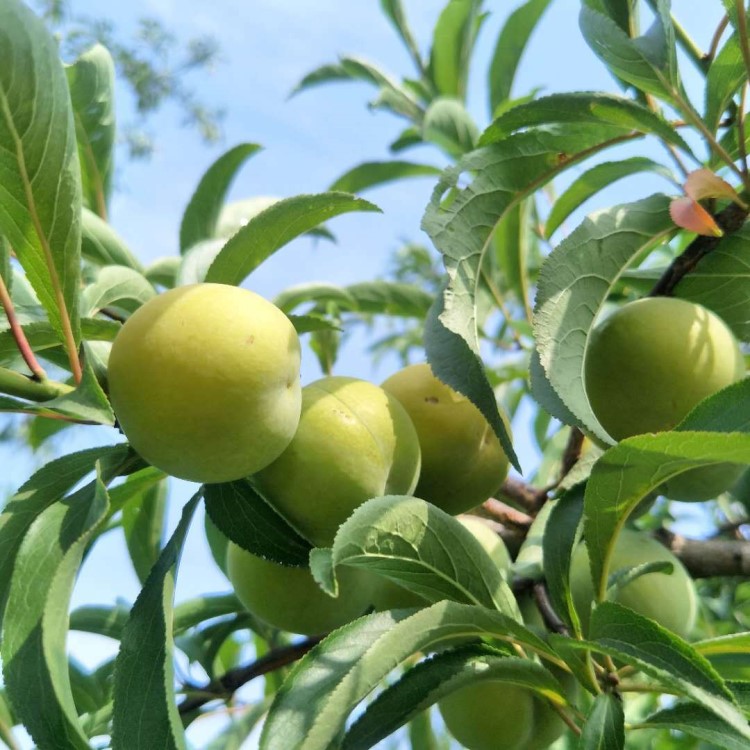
[254,377,421,547]
[382,363,511,515]
[569,528,698,639]
[226,542,374,636]
[585,297,745,501]
[108,283,301,483]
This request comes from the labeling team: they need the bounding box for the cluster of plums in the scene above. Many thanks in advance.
[107,284,741,750]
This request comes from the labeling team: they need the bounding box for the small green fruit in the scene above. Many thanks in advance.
[254,377,421,547]
[108,283,302,483]
[569,528,698,639]
[226,543,373,636]
[382,364,510,515]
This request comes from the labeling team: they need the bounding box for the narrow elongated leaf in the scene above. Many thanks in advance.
[81,264,156,316]
[69,602,131,640]
[642,701,750,750]
[534,194,674,441]
[579,0,679,104]
[260,602,559,750]
[204,480,312,566]
[488,0,551,113]
[705,34,746,134]
[66,44,115,219]
[81,207,143,270]
[3,467,111,749]
[380,0,424,75]
[423,126,642,460]
[0,0,82,347]
[587,603,749,739]
[674,225,750,341]
[343,648,567,750]
[580,693,624,750]
[275,280,432,318]
[545,157,676,238]
[204,699,271,750]
[423,97,478,156]
[428,0,482,99]
[122,477,167,584]
[543,486,584,632]
[173,593,241,633]
[328,160,440,193]
[112,492,201,750]
[179,143,262,253]
[481,93,691,154]
[204,193,380,285]
[0,444,132,627]
[328,495,520,616]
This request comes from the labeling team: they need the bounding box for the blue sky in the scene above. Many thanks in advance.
[4,1,726,747]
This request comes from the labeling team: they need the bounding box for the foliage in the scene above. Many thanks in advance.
[0,1,749,749]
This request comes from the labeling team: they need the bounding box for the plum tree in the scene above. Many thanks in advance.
[381,363,510,515]
[585,297,745,500]
[108,283,302,483]
[438,677,567,750]
[569,528,698,639]
[254,376,421,547]
[226,542,374,636]
[370,515,511,611]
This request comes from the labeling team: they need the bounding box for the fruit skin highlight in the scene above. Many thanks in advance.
[382,363,510,515]
[569,528,698,639]
[585,297,744,442]
[254,376,421,547]
[108,283,302,484]
[226,543,373,636]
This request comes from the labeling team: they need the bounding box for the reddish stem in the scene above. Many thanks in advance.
[0,272,46,380]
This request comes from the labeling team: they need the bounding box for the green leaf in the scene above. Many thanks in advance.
[607,560,674,598]
[287,313,339,334]
[179,143,262,253]
[69,602,131,640]
[480,93,691,154]
[585,432,750,602]
[173,593,242,634]
[579,0,680,104]
[0,444,133,629]
[587,603,750,739]
[204,193,380,286]
[343,647,567,750]
[260,602,559,750]
[545,157,676,238]
[122,477,167,584]
[380,0,424,76]
[328,160,440,193]
[81,264,156,316]
[488,0,551,113]
[144,256,180,288]
[112,492,201,750]
[175,238,226,286]
[529,349,584,428]
[705,33,746,134]
[543,486,584,632]
[428,0,482,99]
[328,495,520,616]
[69,657,108,716]
[204,480,312,566]
[489,198,532,310]
[422,97,479,157]
[534,194,674,441]
[674,225,750,342]
[2,466,111,750]
[204,699,271,750]
[275,280,432,318]
[0,0,82,348]
[66,44,115,219]
[579,693,624,750]
[693,633,750,681]
[641,701,750,750]
[81,207,143,270]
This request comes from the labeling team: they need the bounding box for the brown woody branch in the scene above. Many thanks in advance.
[655,528,750,578]
[650,202,749,297]
[495,477,547,514]
[178,636,321,717]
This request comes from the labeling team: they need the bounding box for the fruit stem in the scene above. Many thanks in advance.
[0,366,73,402]
[0,271,47,381]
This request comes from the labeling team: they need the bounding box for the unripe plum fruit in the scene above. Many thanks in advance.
[108,283,301,483]
[585,297,745,501]
[370,515,511,611]
[438,676,568,750]
[569,528,698,639]
[381,363,510,515]
[226,542,374,636]
[254,377,421,547]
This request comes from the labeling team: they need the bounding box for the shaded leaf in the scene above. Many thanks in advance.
[81,264,156,316]
[111,493,201,750]
[423,97,478,157]
[69,602,131,641]
[579,693,624,750]
[705,33,746,134]
[328,160,440,194]
[122,476,167,584]
[380,0,424,75]
[81,207,143,270]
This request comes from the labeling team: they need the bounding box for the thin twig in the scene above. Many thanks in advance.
[0,272,46,380]
[533,581,570,636]
[707,15,730,66]
[481,497,534,531]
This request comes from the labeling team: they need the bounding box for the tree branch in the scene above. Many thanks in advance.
[495,477,547,514]
[655,528,750,578]
[178,636,321,717]
[650,202,749,296]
